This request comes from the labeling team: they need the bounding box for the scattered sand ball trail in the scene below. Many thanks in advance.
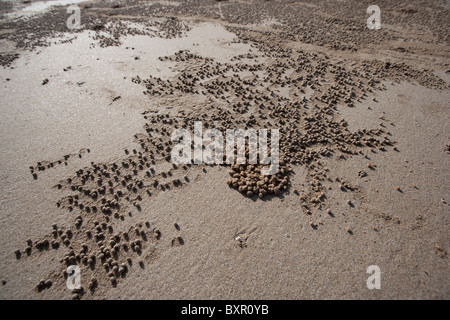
[127,44,410,206]
[0,52,19,67]
[29,148,91,180]
[87,18,192,48]
[0,6,192,51]
[15,219,164,299]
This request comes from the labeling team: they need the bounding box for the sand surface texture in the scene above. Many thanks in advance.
[0,0,449,299]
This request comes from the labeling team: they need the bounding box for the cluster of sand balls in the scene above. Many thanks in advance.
[227,160,292,198]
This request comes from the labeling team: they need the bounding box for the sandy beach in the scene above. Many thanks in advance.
[0,0,449,300]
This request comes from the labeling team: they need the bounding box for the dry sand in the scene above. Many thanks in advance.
[0,0,449,299]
